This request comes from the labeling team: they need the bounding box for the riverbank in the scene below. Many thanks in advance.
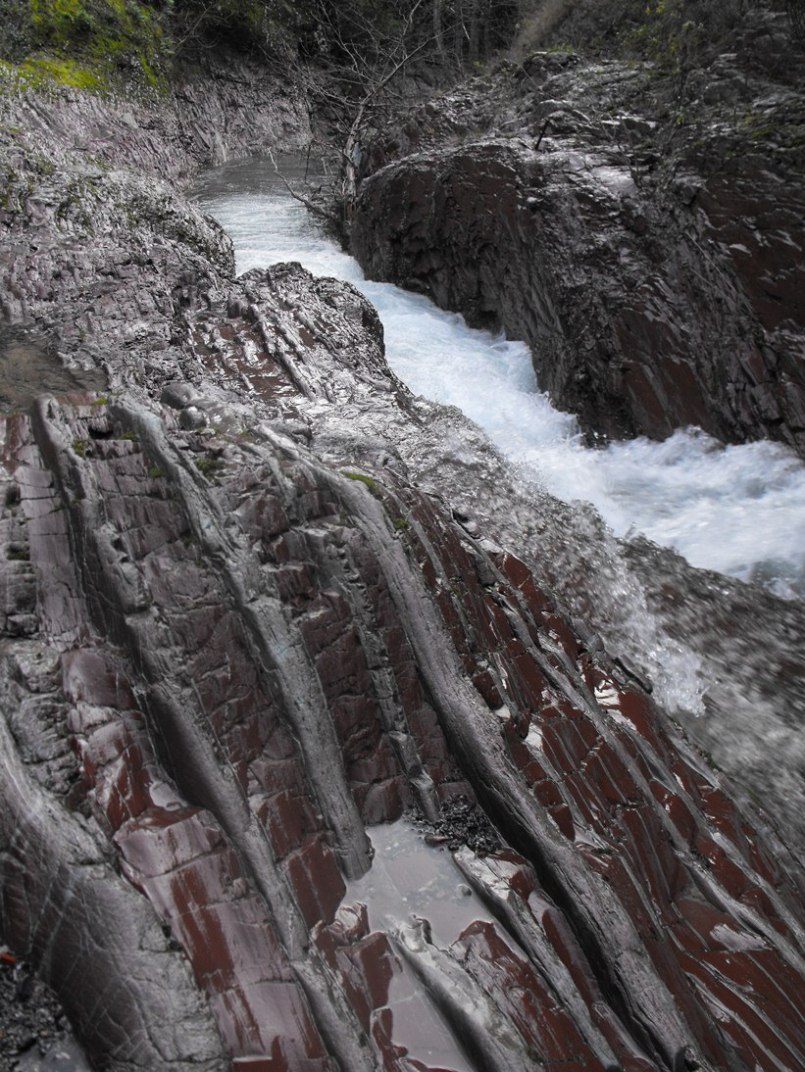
[352,6,805,457]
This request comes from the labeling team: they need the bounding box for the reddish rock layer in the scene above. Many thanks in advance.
[0,60,803,1072]
[2,289,804,1068]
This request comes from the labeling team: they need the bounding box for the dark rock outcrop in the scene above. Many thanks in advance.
[351,29,805,455]
[1,63,804,1072]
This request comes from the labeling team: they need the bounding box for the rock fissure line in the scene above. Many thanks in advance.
[323,470,700,1069]
[39,404,387,1072]
[117,403,373,882]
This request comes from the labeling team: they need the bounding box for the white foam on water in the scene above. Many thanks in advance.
[196,160,805,601]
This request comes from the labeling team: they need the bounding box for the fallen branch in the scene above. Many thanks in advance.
[272,164,341,229]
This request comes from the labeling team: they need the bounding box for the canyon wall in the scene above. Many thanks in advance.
[352,20,805,456]
[0,57,804,1072]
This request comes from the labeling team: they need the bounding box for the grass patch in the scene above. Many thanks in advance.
[195,455,225,478]
[342,470,378,493]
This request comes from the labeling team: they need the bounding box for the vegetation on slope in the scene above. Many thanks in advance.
[0,1,803,96]
[0,0,522,93]
[0,0,171,89]
[513,0,805,62]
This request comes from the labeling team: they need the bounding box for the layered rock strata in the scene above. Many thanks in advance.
[0,67,804,1072]
[349,42,805,856]
[351,34,805,456]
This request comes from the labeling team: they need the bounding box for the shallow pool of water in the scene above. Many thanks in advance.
[0,328,106,415]
[343,819,486,1072]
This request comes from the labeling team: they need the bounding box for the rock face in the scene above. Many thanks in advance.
[1,64,804,1072]
[351,32,805,456]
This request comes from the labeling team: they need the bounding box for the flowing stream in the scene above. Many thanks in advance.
[195,156,805,601]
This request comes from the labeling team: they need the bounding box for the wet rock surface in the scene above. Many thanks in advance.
[0,58,804,1072]
[5,382,805,1072]
[351,14,805,456]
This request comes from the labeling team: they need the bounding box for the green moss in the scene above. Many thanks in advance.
[0,164,18,209]
[17,0,167,92]
[147,464,163,479]
[90,394,109,406]
[72,437,88,457]
[30,0,94,45]
[195,456,224,478]
[118,430,137,442]
[29,153,56,175]
[392,516,408,531]
[342,470,378,492]
[137,53,159,88]
[0,54,103,90]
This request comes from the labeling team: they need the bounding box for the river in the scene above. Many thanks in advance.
[194,155,805,602]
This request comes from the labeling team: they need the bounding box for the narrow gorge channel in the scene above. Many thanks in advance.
[2,28,804,1069]
[195,155,805,601]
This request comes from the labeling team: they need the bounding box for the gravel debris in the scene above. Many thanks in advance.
[412,794,502,855]
[0,948,90,1072]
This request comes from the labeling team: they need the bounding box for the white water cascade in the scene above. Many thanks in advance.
[195,156,805,602]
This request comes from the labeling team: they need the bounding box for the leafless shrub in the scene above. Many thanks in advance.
[509,0,576,58]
